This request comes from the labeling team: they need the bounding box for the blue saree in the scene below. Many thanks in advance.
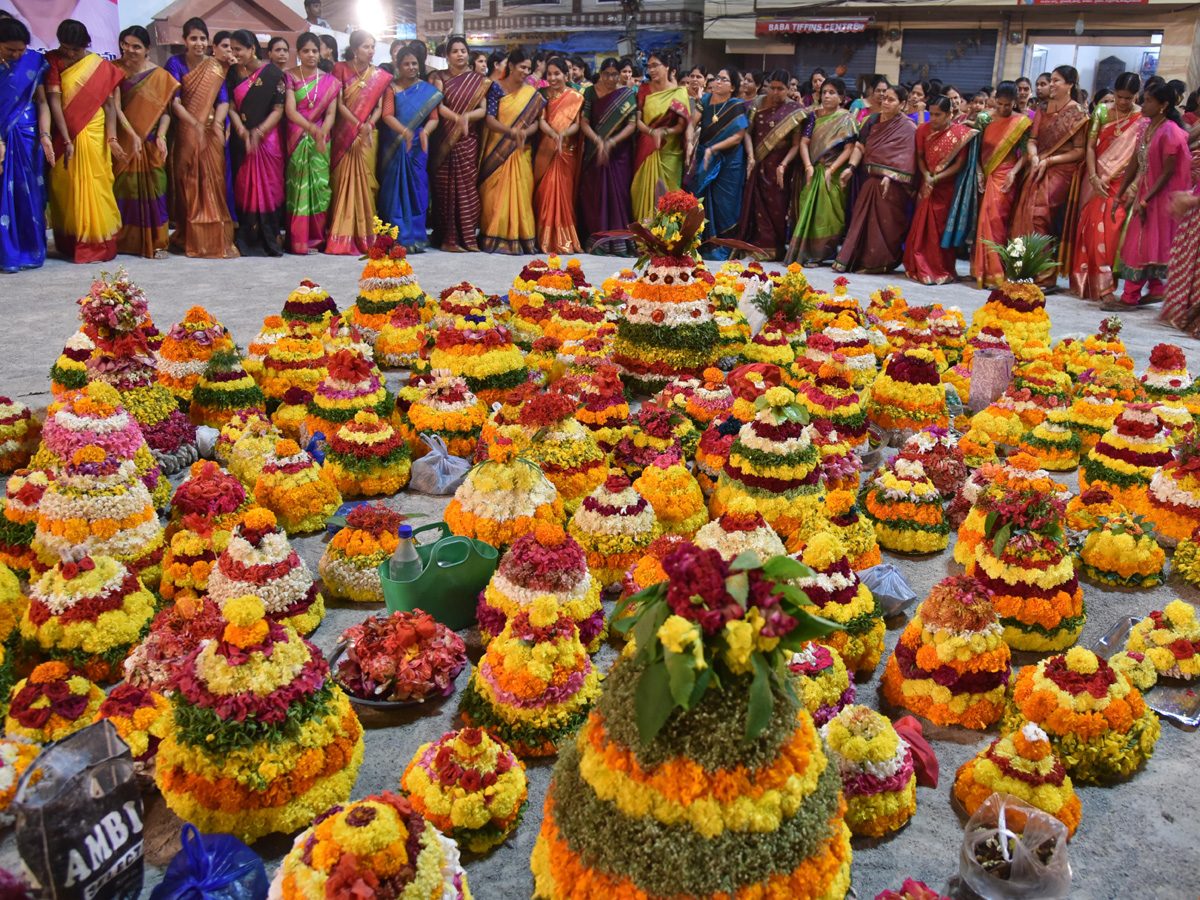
[0,50,48,272]
[688,94,748,260]
[941,122,981,254]
[377,79,442,251]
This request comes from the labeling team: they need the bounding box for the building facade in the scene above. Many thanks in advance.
[704,0,1200,96]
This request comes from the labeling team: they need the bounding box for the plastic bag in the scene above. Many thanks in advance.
[967,349,1015,413]
[410,434,470,495]
[148,825,268,900]
[858,563,917,616]
[14,721,143,900]
[959,793,1071,900]
[195,426,220,460]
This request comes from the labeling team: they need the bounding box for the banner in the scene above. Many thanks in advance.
[755,18,871,35]
[0,0,120,57]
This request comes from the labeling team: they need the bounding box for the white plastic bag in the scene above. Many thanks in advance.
[409,434,470,495]
[959,793,1071,900]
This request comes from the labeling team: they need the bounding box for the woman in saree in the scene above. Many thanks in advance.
[533,56,584,254]
[1161,174,1200,333]
[738,69,805,260]
[325,29,391,255]
[833,85,916,274]
[902,96,977,284]
[850,75,887,125]
[688,67,748,260]
[45,19,124,264]
[166,18,237,258]
[478,49,545,254]
[1012,65,1088,288]
[226,31,286,256]
[972,82,1031,287]
[1111,84,1192,309]
[284,32,338,254]
[112,26,177,259]
[578,57,636,254]
[378,47,441,251]
[632,51,690,221]
[1068,72,1141,300]
[268,37,290,72]
[427,36,489,252]
[0,18,52,273]
[786,78,856,266]
[907,81,930,125]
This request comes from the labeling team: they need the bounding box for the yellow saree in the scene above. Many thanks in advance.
[631,85,689,221]
[479,83,546,254]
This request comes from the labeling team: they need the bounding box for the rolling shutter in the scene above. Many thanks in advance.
[792,34,877,88]
[899,29,999,93]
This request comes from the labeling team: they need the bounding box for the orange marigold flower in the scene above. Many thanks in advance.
[30,661,71,683]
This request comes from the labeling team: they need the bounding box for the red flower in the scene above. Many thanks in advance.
[1149,343,1187,371]
[656,190,700,214]
[459,769,483,792]
[662,544,743,634]
[604,473,632,493]
[651,310,665,323]
[1170,638,1196,660]
[459,727,483,746]
[61,562,80,580]
[78,556,95,572]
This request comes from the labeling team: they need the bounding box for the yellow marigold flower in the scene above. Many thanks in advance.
[72,445,107,465]
[824,490,855,517]
[354,409,379,426]
[243,508,278,530]
[658,615,700,655]
[1064,646,1099,675]
[788,263,802,274]
[224,594,266,628]
[801,532,844,571]
[1164,599,1197,629]
[67,676,91,695]
[528,595,560,629]
[723,618,755,674]
[727,495,757,517]
[763,386,794,408]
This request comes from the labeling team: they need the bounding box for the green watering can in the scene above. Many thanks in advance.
[377,521,499,631]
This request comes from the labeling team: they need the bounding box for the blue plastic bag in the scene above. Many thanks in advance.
[148,826,267,900]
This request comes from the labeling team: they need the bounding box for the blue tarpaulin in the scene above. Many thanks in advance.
[538,31,682,54]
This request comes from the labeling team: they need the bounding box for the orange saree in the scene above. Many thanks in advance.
[533,88,584,254]
[972,112,1030,287]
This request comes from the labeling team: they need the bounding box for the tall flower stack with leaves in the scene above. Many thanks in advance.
[610,192,723,394]
[868,349,948,438]
[861,457,950,554]
[794,355,867,451]
[350,218,430,347]
[206,507,324,635]
[282,279,339,335]
[968,234,1055,359]
[252,439,342,536]
[77,269,197,472]
[50,331,94,396]
[882,575,1011,729]
[322,409,411,498]
[304,348,393,442]
[532,547,852,900]
[711,386,826,540]
[520,389,609,515]
[446,439,565,549]
[1139,343,1200,418]
[155,594,364,842]
[1080,403,1175,511]
[157,306,234,405]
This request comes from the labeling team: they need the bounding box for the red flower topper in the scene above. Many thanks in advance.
[439,282,480,301]
[604,472,632,493]
[283,386,315,406]
[1149,343,1187,371]
[1042,652,1116,698]
[518,389,577,428]
[657,190,700,214]
[11,668,93,729]
[661,543,795,637]
[833,276,849,287]
[327,349,373,384]
[59,555,96,581]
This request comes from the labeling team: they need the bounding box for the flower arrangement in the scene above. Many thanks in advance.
[33,446,165,588]
[739,322,796,369]
[0,739,40,823]
[682,368,735,428]
[1077,513,1165,587]
[868,349,948,436]
[334,609,467,702]
[958,429,997,470]
[189,349,265,429]
[861,457,949,555]
[1080,402,1174,511]
[318,504,401,603]
[633,451,708,539]
[157,306,233,403]
[0,561,23,713]
[1142,429,1200,546]
[281,279,339,335]
[429,311,530,405]
[1018,408,1081,471]
[694,413,741,498]
[245,315,289,380]
[575,366,629,452]
[1002,361,1072,429]
[1155,401,1195,441]
[533,540,852,900]
[479,521,605,651]
[610,404,698,478]
[207,507,325,634]
[813,489,881,570]
[1068,366,1141,445]
[951,455,1067,565]
[122,596,225,694]
[460,595,603,757]
[253,439,342,536]
[373,302,427,368]
[710,386,825,540]
[155,595,365,842]
[401,728,528,854]
[867,284,908,323]
[711,293,750,367]
[435,282,491,328]
[821,314,879,389]
[882,575,1011,729]
[1125,599,1200,681]
[1002,647,1160,783]
[794,355,868,449]
[954,722,1081,839]
[790,532,885,675]
[6,661,105,743]
[568,473,661,589]
[399,372,487,460]
[544,302,612,346]
[267,388,306,441]
[159,525,229,605]
[0,469,50,579]
[618,533,687,608]
[303,349,393,442]
[93,681,171,763]
[446,439,565,549]
[521,389,609,515]
[1066,316,1129,378]
[350,221,428,341]
[50,331,94,395]
[227,414,283,489]
[259,326,329,402]
[1063,486,1125,534]
[0,399,39,474]
[875,881,950,900]
[1139,343,1200,416]
[820,705,916,838]
[898,426,967,498]
[20,552,156,682]
[969,402,1028,449]
[269,793,472,900]
[322,410,411,498]
[788,642,855,727]
[693,495,787,562]
[968,235,1055,353]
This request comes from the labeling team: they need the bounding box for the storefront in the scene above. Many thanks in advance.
[1022,32,1161,95]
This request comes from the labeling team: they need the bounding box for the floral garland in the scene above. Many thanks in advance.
[881,575,1011,729]
[787,643,854,727]
[401,728,528,854]
[1002,648,1160,784]
[1077,513,1165,587]
[861,457,949,554]
[820,705,916,838]
[334,609,466,703]
[1125,600,1200,681]
[318,504,403,603]
[6,661,104,743]
[94,681,171,762]
[253,440,343,536]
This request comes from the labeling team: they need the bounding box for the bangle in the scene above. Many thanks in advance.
[40,131,51,139]
[107,137,119,144]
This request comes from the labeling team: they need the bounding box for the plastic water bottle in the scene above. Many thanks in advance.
[388,524,423,582]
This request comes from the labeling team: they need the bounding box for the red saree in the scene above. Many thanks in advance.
[533,88,584,253]
[428,70,490,251]
[1012,100,1088,285]
[1069,108,1141,299]
[972,112,1030,287]
[903,121,976,284]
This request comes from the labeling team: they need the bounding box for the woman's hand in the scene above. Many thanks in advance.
[128,132,143,159]
[652,127,663,150]
[155,134,168,159]
[108,138,128,165]
[839,166,852,188]
[1032,157,1048,181]
[1090,173,1105,193]
[597,138,610,166]
[247,127,262,153]
[774,162,786,188]
[40,135,55,167]
[419,128,428,154]
[1001,170,1016,193]
[1169,190,1198,219]
[702,146,713,169]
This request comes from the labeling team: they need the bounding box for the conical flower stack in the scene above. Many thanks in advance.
[349,218,429,344]
[252,438,342,536]
[304,348,393,442]
[281,278,339,335]
[520,389,609,515]
[1139,343,1200,418]
[633,449,708,539]
[157,306,234,404]
[429,309,530,405]
[568,473,661,589]
[189,349,266,428]
[259,324,328,402]
[693,495,786,561]
[1081,402,1175,511]
[244,315,289,381]
[322,409,411,497]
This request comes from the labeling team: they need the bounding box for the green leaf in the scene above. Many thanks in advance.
[992,522,1013,560]
[729,551,763,572]
[725,571,749,606]
[630,600,668,664]
[984,510,998,537]
[688,666,713,707]
[636,660,676,746]
[762,556,812,581]
[665,650,696,708]
[778,610,841,649]
[745,654,773,742]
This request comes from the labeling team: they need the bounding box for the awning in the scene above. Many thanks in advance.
[538,30,683,53]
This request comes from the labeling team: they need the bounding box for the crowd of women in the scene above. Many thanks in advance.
[5,16,1200,331]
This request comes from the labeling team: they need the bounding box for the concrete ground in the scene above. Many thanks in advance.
[0,251,1198,899]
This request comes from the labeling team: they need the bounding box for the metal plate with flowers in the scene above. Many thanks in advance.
[1092,616,1200,727]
